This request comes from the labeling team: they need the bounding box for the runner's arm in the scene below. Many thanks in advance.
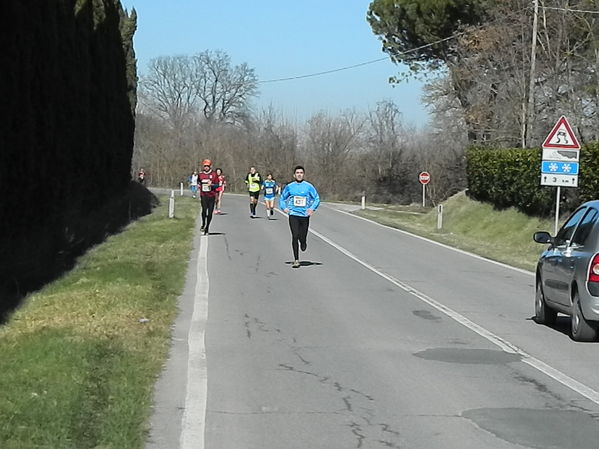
[279,186,289,211]
[308,185,320,211]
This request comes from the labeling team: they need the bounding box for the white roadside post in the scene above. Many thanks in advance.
[361,191,366,210]
[419,172,430,208]
[180,182,184,196]
[437,204,444,230]
[539,116,581,235]
[554,187,561,236]
[169,190,175,218]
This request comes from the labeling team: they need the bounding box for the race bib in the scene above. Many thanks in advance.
[293,196,307,207]
[265,187,274,195]
[201,181,211,192]
[249,183,259,189]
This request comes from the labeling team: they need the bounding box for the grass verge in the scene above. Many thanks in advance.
[0,195,198,449]
[355,191,554,272]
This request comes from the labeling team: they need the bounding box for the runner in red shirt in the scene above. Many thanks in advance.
[215,168,226,214]
[198,159,219,235]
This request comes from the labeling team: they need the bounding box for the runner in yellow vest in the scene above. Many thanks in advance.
[245,166,262,218]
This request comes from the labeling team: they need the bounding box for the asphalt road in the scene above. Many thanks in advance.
[146,193,599,449]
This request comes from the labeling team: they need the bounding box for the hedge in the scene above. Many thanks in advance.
[466,143,599,217]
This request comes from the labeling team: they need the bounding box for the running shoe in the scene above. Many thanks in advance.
[300,241,307,251]
[292,260,300,268]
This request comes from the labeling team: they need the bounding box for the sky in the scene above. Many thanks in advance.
[120,0,431,127]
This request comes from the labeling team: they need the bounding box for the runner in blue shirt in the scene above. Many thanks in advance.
[279,165,320,268]
[262,173,280,219]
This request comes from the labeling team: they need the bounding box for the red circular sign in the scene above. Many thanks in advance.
[419,171,431,185]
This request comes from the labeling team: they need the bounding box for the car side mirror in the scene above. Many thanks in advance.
[533,231,553,244]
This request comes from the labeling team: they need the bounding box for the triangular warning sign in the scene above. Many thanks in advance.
[542,116,580,149]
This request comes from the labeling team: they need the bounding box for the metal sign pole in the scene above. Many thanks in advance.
[554,186,560,235]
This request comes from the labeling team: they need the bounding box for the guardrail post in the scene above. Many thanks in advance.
[169,190,175,218]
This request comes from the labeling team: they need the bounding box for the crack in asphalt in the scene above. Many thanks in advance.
[350,422,366,448]
[342,396,353,412]
[245,315,401,448]
[255,255,261,273]
[209,409,345,416]
[244,313,252,339]
[223,236,233,261]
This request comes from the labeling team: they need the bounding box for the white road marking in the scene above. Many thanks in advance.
[326,205,534,276]
[309,227,599,406]
[180,235,209,449]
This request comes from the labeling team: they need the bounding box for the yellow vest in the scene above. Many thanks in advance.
[246,173,261,192]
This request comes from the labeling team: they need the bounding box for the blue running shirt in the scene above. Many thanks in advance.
[279,181,320,217]
[262,180,278,199]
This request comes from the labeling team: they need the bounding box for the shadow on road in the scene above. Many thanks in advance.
[285,261,323,267]
[527,315,573,340]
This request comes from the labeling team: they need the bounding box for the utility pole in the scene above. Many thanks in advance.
[525,0,539,148]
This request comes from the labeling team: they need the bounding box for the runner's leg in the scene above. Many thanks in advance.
[204,196,216,233]
[289,215,301,261]
[299,216,310,251]
[201,196,208,229]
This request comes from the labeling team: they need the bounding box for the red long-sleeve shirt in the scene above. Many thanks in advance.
[198,170,219,198]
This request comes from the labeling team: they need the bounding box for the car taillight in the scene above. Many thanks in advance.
[589,255,599,283]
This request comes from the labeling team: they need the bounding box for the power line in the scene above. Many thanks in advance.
[258,57,388,84]
[541,6,599,14]
[258,7,529,84]
[258,34,461,84]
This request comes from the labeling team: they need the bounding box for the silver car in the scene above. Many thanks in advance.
[534,200,599,341]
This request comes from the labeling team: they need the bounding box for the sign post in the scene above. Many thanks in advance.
[540,116,580,235]
[419,172,430,207]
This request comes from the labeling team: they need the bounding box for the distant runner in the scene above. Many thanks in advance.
[279,165,320,268]
[198,159,219,235]
[262,173,280,219]
[138,168,146,185]
[189,170,198,199]
[245,166,262,218]
[215,167,226,214]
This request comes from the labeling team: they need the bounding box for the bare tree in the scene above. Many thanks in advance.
[192,50,259,124]
[367,100,406,178]
[305,110,365,198]
[140,56,196,131]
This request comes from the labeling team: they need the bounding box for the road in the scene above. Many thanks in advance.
[146,193,599,449]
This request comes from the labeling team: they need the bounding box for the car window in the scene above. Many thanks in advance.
[554,207,587,246]
[572,208,598,246]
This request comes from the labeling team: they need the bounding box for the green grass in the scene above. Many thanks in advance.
[0,195,198,449]
[355,191,554,272]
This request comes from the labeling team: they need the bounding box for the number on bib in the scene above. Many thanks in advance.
[293,196,307,207]
[201,183,211,192]
[265,187,273,195]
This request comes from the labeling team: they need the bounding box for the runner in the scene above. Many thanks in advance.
[189,170,198,199]
[279,165,320,268]
[244,166,262,218]
[137,168,146,185]
[262,173,280,219]
[215,168,226,214]
[198,159,219,235]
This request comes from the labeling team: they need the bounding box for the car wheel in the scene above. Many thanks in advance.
[571,291,598,342]
[535,280,557,325]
